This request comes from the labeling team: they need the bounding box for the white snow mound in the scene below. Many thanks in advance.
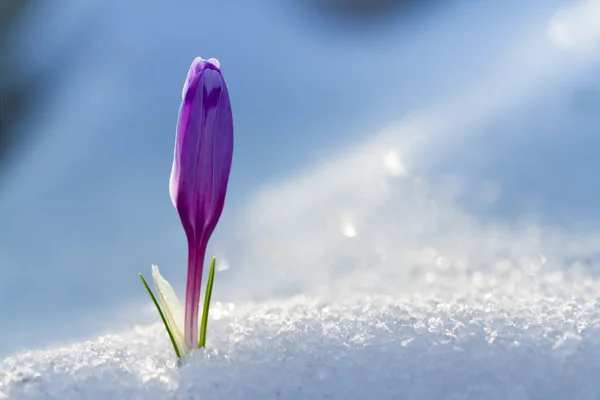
[2,281,600,400]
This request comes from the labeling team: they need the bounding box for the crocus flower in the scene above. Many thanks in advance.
[142,57,234,357]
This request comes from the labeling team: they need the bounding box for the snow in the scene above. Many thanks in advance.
[3,278,600,399]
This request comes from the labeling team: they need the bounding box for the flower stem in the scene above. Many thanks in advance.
[139,273,181,358]
[199,257,216,348]
[184,241,207,349]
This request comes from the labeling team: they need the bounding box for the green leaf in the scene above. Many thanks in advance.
[139,273,181,358]
[199,257,216,348]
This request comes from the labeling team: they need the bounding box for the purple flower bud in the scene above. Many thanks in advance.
[169,57,234,349]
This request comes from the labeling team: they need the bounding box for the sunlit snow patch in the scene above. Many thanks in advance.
[3,277,600,400]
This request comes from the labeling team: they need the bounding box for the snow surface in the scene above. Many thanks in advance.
[3,278,600,400]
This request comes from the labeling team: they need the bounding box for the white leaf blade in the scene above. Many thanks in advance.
[151,265,187,354]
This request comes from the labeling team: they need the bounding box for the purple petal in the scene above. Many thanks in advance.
[170,57,234,348]
[181,58,221,100]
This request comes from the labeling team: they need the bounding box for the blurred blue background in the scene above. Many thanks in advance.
[1,0,599,356]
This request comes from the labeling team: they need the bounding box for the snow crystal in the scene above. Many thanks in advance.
[3,280,600,399]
